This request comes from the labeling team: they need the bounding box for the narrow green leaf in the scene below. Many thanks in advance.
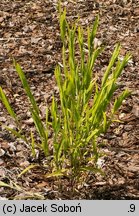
[88,15,99,55]
[102,43,121,87]
[44,169,67,178]
[86,129,99,143]
[90,15,99,46]
[88,46,104,71]
[31,110,49,155]
[18,164,39,178]
[3,125,28,144]
[0,87,17,121]
[80,166,104,175]
[113,53,132,79]
[103,112,107,132]
[113,89,131,113]
[0,181,22,191]
[59,8,67,42]
[14,61,40,115]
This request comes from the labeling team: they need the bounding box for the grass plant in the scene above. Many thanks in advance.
[0,8,131,183]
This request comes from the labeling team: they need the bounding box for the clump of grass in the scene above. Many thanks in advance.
[0,8,131,183]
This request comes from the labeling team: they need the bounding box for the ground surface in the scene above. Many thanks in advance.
[0,0,139,199]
